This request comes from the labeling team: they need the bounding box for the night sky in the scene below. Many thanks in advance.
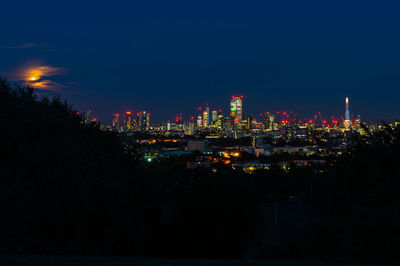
[1,1,400,123]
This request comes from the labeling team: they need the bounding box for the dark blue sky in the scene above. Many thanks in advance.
[1,1,400,123]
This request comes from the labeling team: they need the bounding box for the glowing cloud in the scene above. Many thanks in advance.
[17,64,66,82]
[28,80,65,92]
[5,60,67,91]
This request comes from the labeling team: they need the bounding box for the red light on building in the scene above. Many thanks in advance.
[309,120,313,124]
[323,120,326,124]
[283,112,287,116]
[126,111,132,115]
[281,120,285,124]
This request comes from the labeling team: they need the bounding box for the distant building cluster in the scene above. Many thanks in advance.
[112,111,150,132]
[97,96,399,173]
[107,96,367,137]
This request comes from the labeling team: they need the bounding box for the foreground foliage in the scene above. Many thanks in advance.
[0,80,140,254]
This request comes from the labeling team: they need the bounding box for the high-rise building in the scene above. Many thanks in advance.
[212,110,218,122]
[355,114,361,128]
[203,108,209,127]
[216,110,224,129]
[246,116,252,130]
[138,111,150,131]
[184,122,195,135]
[197,115,202,127]
[251,117,259,129]
[84,110,92,124]
[230,96,243,124]
[344,97,351,128]
[263,112,275,130]
[125,111,133,131]
[225,116,234,131]
[112,113,120,130]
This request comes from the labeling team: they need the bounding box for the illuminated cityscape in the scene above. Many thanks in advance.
[89,95,399,174]
[107,96,365,136]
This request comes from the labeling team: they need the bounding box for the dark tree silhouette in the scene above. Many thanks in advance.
[0,79,142,255]
[311,123,400,260]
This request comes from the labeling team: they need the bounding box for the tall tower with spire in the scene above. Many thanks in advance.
[344,97,351,128]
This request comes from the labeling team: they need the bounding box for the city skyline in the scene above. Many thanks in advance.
[104,96,362,126]
[106,96,364,131]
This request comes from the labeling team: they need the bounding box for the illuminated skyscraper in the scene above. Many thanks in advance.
[246,116,252,130]
[203,107,209,127]
[263,112,274,130]
[264,113,276,130]
[230,96,243,124]
[344,97,351,128]
[138,111,150,131]
[112,113,120,130]
[355,114,361,128]
[125,111,133,131]
[197,116,202,127]
[211,110,218,122]
[216,110,224,129]
[184,122,195,135]
[84,110,92,124]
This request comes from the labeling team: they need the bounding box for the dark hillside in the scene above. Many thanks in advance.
[0,79,141,255]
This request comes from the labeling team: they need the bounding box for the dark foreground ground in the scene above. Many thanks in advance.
[0,255,384,266]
